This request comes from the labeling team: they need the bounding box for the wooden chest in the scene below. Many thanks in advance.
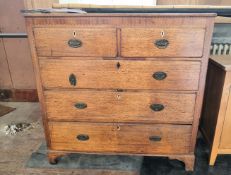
[201,56,231,166]
[24,13,215,171]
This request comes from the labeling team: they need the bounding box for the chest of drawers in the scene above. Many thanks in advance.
[24,13,215,171]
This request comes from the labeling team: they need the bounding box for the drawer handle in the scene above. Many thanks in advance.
[153,72,167,80]
[77,134,89,141]
[68,39,82,48]
[75,102,87,109]
[149,136,162,142]
[150,104,164,112]
[154,39,169,49]
[69,74,77,86]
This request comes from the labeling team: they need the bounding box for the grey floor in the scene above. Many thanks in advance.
[0,102,231,175]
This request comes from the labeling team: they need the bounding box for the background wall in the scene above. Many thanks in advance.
[24,0,58,9]
[157,0,230,5]
[0,0,38,101]
[0,0,35,90]
[23,0,231,6]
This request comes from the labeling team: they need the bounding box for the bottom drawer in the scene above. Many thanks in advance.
[49,122,191,154]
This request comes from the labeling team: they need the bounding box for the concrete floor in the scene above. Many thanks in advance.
[0,102,44,175]
[0,102,231,175]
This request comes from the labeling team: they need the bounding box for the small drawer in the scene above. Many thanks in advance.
[121,28,205,58]
[49,122,191,154]
[45,90,196,124]
[40,59,201,91]
[34,28,117,57]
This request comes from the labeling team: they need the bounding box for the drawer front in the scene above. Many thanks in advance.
[121,28,205,58]
[34,28,117,57]
[40,59,201,91]
[49,122,191,154]
[45,90,195,124]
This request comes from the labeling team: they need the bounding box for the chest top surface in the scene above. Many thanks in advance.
[210,55,231,71]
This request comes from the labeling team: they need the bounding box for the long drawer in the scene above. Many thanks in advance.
[34,28,117,57]
[45,90,196,124]
[121,28,205,58]
[40,59,201,91]
[49,122,192,154]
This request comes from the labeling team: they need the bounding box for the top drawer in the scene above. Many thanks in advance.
[121,28,205,58]
[34,28,117,57]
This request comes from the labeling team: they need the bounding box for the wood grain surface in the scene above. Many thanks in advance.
[40,59,201,90]
[200,58,231,165]
[34,28,117,57]
[49,122,192,154]
[45,90,196,124]
[121,28,205,58]
[220,83,231,149]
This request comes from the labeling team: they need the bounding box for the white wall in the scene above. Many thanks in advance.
[59,0,156,6]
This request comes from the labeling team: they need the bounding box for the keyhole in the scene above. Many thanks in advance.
[73,31,76,38]
[116,62,121,69]
[117,94,121,100]
[161,31,165,38]
[117,125,121,131]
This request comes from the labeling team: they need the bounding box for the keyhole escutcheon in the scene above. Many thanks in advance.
[116,62,121,69]
[161,30,165,38]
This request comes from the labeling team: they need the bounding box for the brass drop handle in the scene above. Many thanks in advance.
[149,136,162,142]
[69,73,77,86]
[153,72,167,80]
[150,104,164,112]
[68,39,82,48]
[154,39,169,49]
[77,134,89,141]
[74,102,87,109]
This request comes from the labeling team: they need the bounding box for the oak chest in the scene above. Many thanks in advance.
[24,13,215,171]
